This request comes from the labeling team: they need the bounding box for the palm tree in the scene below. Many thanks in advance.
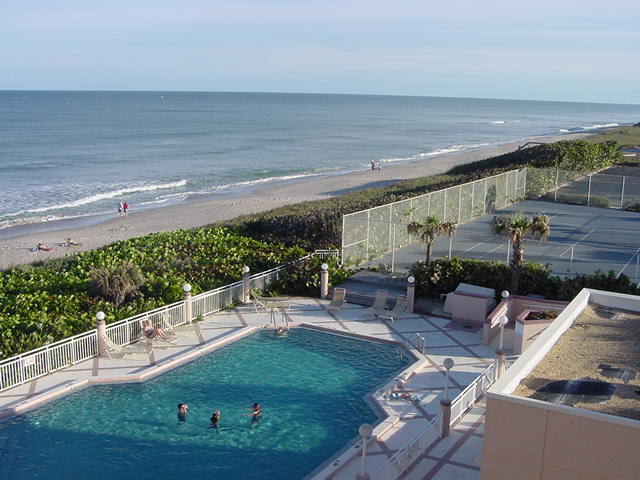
[407,216,457,265]
[491,213,550,293]
[89,261,145,307]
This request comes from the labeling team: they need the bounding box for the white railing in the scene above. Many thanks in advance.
[0,252,321,393]
[373,415,442,480]
[449,362,496,426]
[0,330,97,392]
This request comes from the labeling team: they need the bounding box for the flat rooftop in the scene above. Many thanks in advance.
[513,304,640,421]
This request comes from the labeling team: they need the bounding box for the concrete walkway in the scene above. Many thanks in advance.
[0,298,494,480]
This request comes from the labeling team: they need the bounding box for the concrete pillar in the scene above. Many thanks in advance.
[183,284,192,324]
[440,399,452,437]
[96,312,106,357]
[406,276,415,313]
[242,266,250,303]
[320,263,329,299]
[496,349,506,379]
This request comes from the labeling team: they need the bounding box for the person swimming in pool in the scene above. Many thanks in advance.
[210,410,221,430]
[177,403,189,421]
[246,402,261,421]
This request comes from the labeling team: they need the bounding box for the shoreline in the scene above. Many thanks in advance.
[0,131,593,270]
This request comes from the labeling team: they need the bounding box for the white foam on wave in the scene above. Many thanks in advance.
[375,143,492,165]
[559,129,570,133]
[3,180,188,218]
[206,172,320,193]
[490,120,505,124]
[580,123,618,130]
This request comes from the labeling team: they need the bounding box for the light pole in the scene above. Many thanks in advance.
[182,283,192,323]
[440,357,455,437]
[357,423,373,480]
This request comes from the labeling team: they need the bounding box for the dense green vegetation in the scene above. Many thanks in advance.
[0,228,308,359]
[409,257,639,301]
[587,125,640,148]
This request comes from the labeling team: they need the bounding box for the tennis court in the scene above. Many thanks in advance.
[374,199,640,280]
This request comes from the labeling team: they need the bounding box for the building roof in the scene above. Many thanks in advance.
[513,304,640,421]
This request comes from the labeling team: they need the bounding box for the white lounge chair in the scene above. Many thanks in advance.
[327,288,346,312]
[366,289,388,318]
[101,334,152,361]
[251,291,292,313]
[377,295,408,322]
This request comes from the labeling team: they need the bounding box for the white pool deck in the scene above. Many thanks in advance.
[0,298,495,480]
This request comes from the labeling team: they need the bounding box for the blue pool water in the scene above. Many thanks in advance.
[0,329,409,480]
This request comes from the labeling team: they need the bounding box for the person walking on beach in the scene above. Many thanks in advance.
[117,200,124,215]
[371,159,375,171]
[123,201,129,216]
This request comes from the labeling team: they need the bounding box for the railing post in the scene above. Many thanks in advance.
[441,358,454,437]
[407,276,415,314]
[320,263,329,299]
[554,168,559,201]
[357,424,373,480]
[621,175,626,208]
[183,283,193,323]
[496,349,506,379]
[440,399,452,437]
[587,174,592,205]
[391,224,396,272]
[96,312,106,357]
[457,186,462,223]
[242,266,251,303]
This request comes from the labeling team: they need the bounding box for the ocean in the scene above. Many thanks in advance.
[1,90,639,232]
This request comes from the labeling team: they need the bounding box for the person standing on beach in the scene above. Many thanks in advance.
[371,160,375,171]
[123,201,129,216]
[118,200,124,215]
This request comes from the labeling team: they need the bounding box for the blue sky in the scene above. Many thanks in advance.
[2,0,639,104]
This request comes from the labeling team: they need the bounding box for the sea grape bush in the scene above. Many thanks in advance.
[0,228,306,359]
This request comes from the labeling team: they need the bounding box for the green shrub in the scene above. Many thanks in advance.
[270,256,352,296]
[408,257,637,301]
[624,200,640,212]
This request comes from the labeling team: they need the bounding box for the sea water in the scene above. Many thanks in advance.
[1,90,639,230]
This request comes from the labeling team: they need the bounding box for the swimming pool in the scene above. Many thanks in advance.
[0,328,409,480]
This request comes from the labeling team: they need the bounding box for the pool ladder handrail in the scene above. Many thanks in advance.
[414,333,426,355]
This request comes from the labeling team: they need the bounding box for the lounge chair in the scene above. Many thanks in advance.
[326,288,346,312]
[101,334,152,361]
[366,289,388,318]
[251,291,291,314]
[377,295,408,322]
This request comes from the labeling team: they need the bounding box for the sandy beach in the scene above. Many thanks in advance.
[0,132,592,270]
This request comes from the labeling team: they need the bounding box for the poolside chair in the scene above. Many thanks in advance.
[366,289,388,318]
[377,295,408,322]
[326,287,346,312]
[137,319,177,345]
[251,291,292,314]
[101,334,152,361]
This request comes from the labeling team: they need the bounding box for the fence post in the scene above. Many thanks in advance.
[443,189,447,222]
[587,174,592,205]
[636,252,639,284]
[506,239,510,265]
[407,276,415,314]
[457,186,462,223]
[483,180,488,215]
[183,284,193,323]
[320,263,329,299]
[96,312,106,357]
[569,246,574,273]
[341,215,346,264]
[242,266,251,303]
[440,398,452,437]
[391,224,397,272]
[554,168,559,202]
[471,181,476,217]
[621,176,626,208]
[427,192,431,216]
